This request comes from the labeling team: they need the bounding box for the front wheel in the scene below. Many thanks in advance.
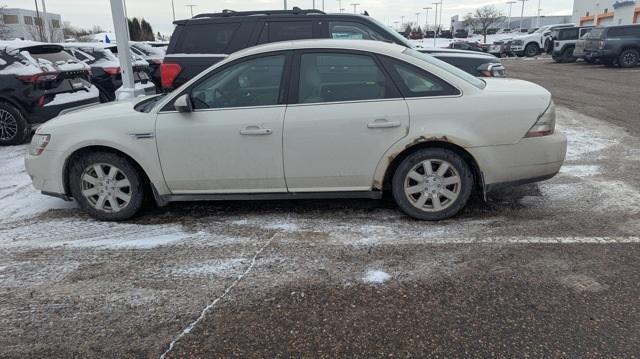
[524,43,539,57]
[69,152,145,221]
[392,148,473,221]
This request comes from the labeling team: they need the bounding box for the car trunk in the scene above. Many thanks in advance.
[19,45,96,104]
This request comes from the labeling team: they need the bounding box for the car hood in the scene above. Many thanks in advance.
[38,97,143,132]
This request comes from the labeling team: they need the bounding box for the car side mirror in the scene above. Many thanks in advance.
[174,93,193,113]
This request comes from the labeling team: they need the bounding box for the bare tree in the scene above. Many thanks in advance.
[464,6,504,43]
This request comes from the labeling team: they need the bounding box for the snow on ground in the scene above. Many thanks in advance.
[362,270,391,284]
[0,146,76,220]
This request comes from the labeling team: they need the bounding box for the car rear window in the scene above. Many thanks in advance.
[404,49,486,90]
[28,49,76,64]
[177,22,240,54]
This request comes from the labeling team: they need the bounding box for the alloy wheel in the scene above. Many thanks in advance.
[81,163,132,213]
[622,52,638,66]
[0,109,18,141]
[403,159,461,212]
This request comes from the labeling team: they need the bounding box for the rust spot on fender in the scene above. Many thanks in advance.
[406,135,450,148]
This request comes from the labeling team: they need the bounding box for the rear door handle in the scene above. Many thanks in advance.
[367,119,402,129]
[240,126,272,135]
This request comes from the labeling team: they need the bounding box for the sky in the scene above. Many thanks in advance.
[3,0,574,37]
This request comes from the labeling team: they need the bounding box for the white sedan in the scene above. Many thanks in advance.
[25,40,566,221]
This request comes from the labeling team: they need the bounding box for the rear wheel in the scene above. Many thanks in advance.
[0,102,29,146]
[392,148,473,221]
[618,49,639,68]
[524,43,539,57]
[563,46,577,63]
[69,152,145,221]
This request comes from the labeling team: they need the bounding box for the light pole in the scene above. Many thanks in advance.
[433,2,439,45]
[186,4,196,18]
[109,0,137,100]
[338,0,342,12]
[519,0,527,31]
[416,12,420,29]
[350,3,360,14]
[439,0,443,34]
[400,16,405,29]
[284,0,287,10]
[171,0,176,21]
[506,1,516,30]
[423,7,431,30]
[537,0,542,27]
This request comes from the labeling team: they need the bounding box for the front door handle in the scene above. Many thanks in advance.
[240,126,273,135]
[367,119,402,129]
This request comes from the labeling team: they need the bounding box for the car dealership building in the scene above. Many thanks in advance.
[574,0,640,26]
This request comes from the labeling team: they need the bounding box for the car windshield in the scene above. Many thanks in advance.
[403,48,486,89]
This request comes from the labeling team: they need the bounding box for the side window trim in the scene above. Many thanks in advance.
[287,49,402,106]
[160,51,293,112]
[379,56,462,99]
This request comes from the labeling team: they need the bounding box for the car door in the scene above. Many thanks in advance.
[155,53,290,193]
[282,51,410,192]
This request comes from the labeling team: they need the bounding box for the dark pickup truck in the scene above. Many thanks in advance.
[583,24,640,68]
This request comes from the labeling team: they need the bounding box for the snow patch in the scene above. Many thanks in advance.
[362,270,391,284]
[172,258,246,277]
[559,165,600,178]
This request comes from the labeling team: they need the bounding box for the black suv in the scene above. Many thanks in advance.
[0,41,99,145]
[583,25,640,68]
[162,8,505,90]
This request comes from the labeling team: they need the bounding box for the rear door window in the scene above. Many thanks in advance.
[328,21,387,41]
[258,21,313,44]
[297,52,389,104]
[383,57,460,98]
[179,23,240,53]
[559,28,579,41]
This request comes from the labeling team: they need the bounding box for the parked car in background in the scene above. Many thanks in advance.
[504,24,575,57]
[162,8,507,90]
[0,41,98,145]
[25,40,566,222]
[448,41,485,52]
[583,25,640,68]
[551,26,593,63]
[63,43,155,102]
[420,48,506,77]
[454,29,469,38]
[130,42,166,91]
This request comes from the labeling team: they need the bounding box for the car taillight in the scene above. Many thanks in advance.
[525,101,556,138]
[160,62,182,89]
[29,134,51,156]
[17,72,60,84]
[104,67,122,76]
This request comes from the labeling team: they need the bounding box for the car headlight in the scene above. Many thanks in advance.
[30,134,51,156]
[525,102,556,138]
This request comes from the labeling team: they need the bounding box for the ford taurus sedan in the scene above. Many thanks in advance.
[25,40,567,221]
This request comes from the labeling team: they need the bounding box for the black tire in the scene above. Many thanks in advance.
[563,47,577,63]
[391,148,474,221]
[69,152,145,221]
[0,102,29,146]
[524,43,539,57]
[618,49,639,68]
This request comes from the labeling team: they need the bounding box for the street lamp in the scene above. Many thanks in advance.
[506,1,516,30]
[185,4,196,18]
[350,3,360,14]
[423,7,432,30]
[433,2,439,45]
[518,0,528,31]
[537,0,542,27]
[416,12,420,29]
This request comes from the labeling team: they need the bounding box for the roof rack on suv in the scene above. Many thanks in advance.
[192,7,325,19]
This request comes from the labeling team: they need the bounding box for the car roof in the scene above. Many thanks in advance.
[0,40,59,52]
[228,39,407,59]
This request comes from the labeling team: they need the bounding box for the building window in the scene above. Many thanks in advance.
[51,19,60,28]
[586,12,590,16]
[2,14,19,24]
[24,16,33,25]
[34,17,43,26]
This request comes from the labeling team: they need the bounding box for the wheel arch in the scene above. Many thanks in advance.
[0,95,27,116]
[62,145,153,199]
[378,141,484,195]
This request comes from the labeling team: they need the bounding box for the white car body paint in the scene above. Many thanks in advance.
[25,40,566,204]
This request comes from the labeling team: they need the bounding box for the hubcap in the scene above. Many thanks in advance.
[81,163,132,213]
[623,52,637,65]
[404,159,461,212]
[0,109,18,141]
